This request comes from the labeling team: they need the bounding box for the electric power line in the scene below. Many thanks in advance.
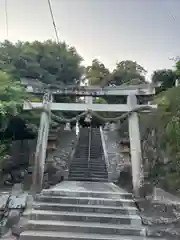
[47,0,60,44]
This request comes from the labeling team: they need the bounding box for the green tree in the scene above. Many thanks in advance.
[0,71,26,166]
[0,71,25,119]
[152,69,176,90]
[0,40,83,85]
[110,60,147,86]
[141,86,180,191]
[85,59,110,86]
[176,60,180,78]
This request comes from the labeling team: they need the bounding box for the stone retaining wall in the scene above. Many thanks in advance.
[102,128,131,182]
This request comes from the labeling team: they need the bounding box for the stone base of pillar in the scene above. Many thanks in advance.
[133,182,153,200]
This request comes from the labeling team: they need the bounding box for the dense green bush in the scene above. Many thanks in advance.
[142,86,180,192]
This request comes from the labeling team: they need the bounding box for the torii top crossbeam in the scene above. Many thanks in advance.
[21,78,157,96]
[23,102,157,112]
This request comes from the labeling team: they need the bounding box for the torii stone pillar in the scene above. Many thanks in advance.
[127,94,143,197]
[31,93,52,194]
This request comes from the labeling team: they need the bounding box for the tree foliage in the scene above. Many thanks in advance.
[141,86,180,192]
[110,60,147,86]
[176,60,180,78]
[0,71,26,164]
[152,69,176,91]
[85,59,110,86]
[85,60,147,87]
[0,40,83,85]
[0,71,25,120]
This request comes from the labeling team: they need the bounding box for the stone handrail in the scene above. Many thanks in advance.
[100,127,109,167]
[64,132,80,180]
[88,127,91,168]
[100,126,112,180]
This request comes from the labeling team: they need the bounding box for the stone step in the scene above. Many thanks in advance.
[68,175,108,179]
[70,164,106,167]
[90,153,102,155]
[91,143,101,145]
[76,146,88,148]
[69,170,107,174]
[30,210,142,225]
[90,147,102,149]
[72,160,105,163]
[71,160,88,163]
[35,196,136,208]
[78,165,106,168]
[68,175,90,179]
[69,168,107,172]
[21,230,164,240]
[68,172,90,175]
[33,202,136,214]
[68,177,108,182]
[70,163,88,166]
[89,174,108,178]
[90,145,102,147]
[90,168,107,171]
[75,149,89,152]
[27,220,146,236]
[90,138,101,141]
[70,163,89,166]
[42,189,133,199]
[90,156,103,159]
[89,169,108,172]
[75,149,89,151]
[89,176,108,179]
[88,166,107,169]
[75,154,89,157]
[75,154,89,156]
[69,167,91,170]
[88,161,106,164]
[75,150,89,152]
[68,169,107,173]
[90,171,108,174]
[90,147,102,148]
[89,166,107,169]
[69,171,107,175]
[89,153,103,156]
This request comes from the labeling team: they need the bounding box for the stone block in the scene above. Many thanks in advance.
[0,194,9,211]
[11,217,28,236]
[7,210,21,228]
[8,194,28,210]
[23,172,33,191]
[0,218,9,237]
[11,184,23,196]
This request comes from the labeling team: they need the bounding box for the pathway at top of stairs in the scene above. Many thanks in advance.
[20,181,166,240]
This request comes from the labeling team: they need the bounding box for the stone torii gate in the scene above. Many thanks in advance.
[23,84,157,197]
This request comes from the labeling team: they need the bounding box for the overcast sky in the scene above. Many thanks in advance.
[0,0,180,79]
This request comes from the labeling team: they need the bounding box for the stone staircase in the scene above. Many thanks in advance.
[20,181,165,240]
[68,128,108,182]
[89,128,108,181]
[68,128,89,181]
